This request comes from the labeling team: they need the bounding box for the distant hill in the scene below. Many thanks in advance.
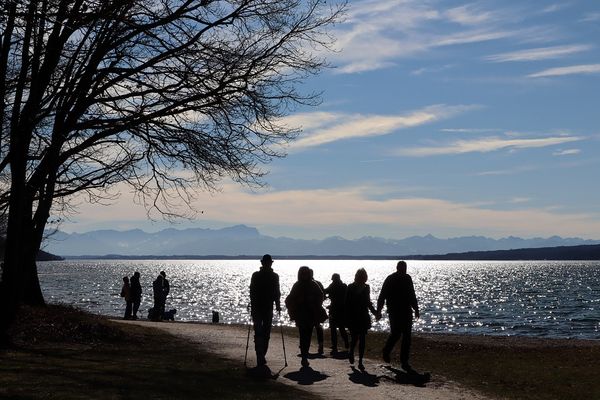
[44,225,600,258]
[407,243,600,260]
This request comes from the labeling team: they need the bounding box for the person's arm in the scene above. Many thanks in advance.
[274,274,281,312]
[409,276,420,318]
[376,277,388,315]
[366,285,377,316]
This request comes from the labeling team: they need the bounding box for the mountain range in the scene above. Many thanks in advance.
[44,225,600,257]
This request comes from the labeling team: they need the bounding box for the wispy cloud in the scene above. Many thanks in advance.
[580,12,600,22]
[553,149,581,156]
[528,64,600,78]
[331,0,530,74]
[395,135,584,157]
[485,44,592,62]
[66,183,600,239]
[542,3,570,13]
[441,128,503,134]
[285,104,478,150]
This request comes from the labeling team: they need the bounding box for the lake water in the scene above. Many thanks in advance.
[38,259,600,339]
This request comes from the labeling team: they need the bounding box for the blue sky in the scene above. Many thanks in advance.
[63,0,600,240]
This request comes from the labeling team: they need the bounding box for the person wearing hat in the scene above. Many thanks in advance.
[249,254,281,367]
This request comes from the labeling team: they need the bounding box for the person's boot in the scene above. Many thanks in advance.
[318,342,324,355]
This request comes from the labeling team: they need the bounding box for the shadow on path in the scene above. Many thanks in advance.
[284,366,329,385]
[381,365,431,387]
[348,366,380,387]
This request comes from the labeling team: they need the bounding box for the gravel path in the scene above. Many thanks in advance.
[118,320,493,400]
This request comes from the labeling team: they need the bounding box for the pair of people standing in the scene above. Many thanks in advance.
[120,271,142,320]
[342,261,420,371]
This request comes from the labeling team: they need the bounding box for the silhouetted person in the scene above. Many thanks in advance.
[345,268,377,371]
[120,276,132,320]
[152,274,166,321]
[249,254,281,367]
[324,273,349,353]
[160,270,170,307]
[130,271,142,320]
[309,268,326,355]
[376,260,420,371]
[285,266,324,368]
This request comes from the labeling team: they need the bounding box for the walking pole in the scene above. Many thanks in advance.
[244,304,252,368]
[280,313,288,367]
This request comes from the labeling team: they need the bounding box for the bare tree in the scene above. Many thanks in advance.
[0,0,344,339]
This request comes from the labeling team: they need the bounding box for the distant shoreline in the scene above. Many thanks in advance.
[57,243,600,261]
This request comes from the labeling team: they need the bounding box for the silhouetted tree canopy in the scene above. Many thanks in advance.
[0,0,344,340]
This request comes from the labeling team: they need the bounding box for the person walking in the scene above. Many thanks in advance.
[285,266,325,368]
[120,276,132,320]
[249,254,281,367]
[345,268,377,371]
[376,260,420,372]
[324,273,349,354]
[130,271,142,320]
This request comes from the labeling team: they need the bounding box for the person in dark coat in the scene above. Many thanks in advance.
[324,273,349,354]
[285,266,325,368]
[376,260,420,371]
[249,254,281,367]
[152,274,166,321]
[130,271,142,320]
[120,276,132,320]
[345,268,377,371]
[309,268,326,355]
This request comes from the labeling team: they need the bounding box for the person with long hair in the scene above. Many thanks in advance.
[345,268,377,371]
[285,266,325,368]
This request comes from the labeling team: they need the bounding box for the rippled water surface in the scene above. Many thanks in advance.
[38,260,600,339]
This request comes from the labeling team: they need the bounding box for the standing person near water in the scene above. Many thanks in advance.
[345,268,377,371]
[249,254,281,367]
[130,271,142,320]
[120,276,132,320]
[376,260,420,372]
[152,274,165,321]
[285,266,325,368]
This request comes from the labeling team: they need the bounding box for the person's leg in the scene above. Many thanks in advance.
[340,325,349,349]
[383,314,401,362]
[316,323,324,354]
[132,299,140,319]
[263,312,273,358]
[330,323,338,352]
[348,329,357,364]
[253,314,267,366]
[400,317,413,369]
[358,332,366,370]
[124,300,132,319]
[298,323,313,367]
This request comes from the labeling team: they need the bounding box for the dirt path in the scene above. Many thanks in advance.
[118,320,493,400]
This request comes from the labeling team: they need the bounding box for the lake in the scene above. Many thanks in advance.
[38,259,600,339]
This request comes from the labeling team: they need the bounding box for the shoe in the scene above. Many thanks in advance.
[382,350,391,363]
[348,352,354,364]
[402,363,414,373]
[301,358,309,368]
[358,362,365,371]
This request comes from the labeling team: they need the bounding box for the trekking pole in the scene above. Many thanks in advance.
[244,304,252,368]
[279,313,288,367]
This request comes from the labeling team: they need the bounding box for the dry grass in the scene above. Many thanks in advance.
[0,305,318,400]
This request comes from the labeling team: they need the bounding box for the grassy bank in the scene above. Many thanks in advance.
[0,306,317,400]
[361,329,598,400]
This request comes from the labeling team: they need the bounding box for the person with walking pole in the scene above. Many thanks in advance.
[249,254,281,367]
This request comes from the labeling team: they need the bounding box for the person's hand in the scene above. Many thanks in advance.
[375,311,382,321]
[414,309,420,319]
[276,305,282,313]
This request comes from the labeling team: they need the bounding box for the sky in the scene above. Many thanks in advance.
[62,0,600,240]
